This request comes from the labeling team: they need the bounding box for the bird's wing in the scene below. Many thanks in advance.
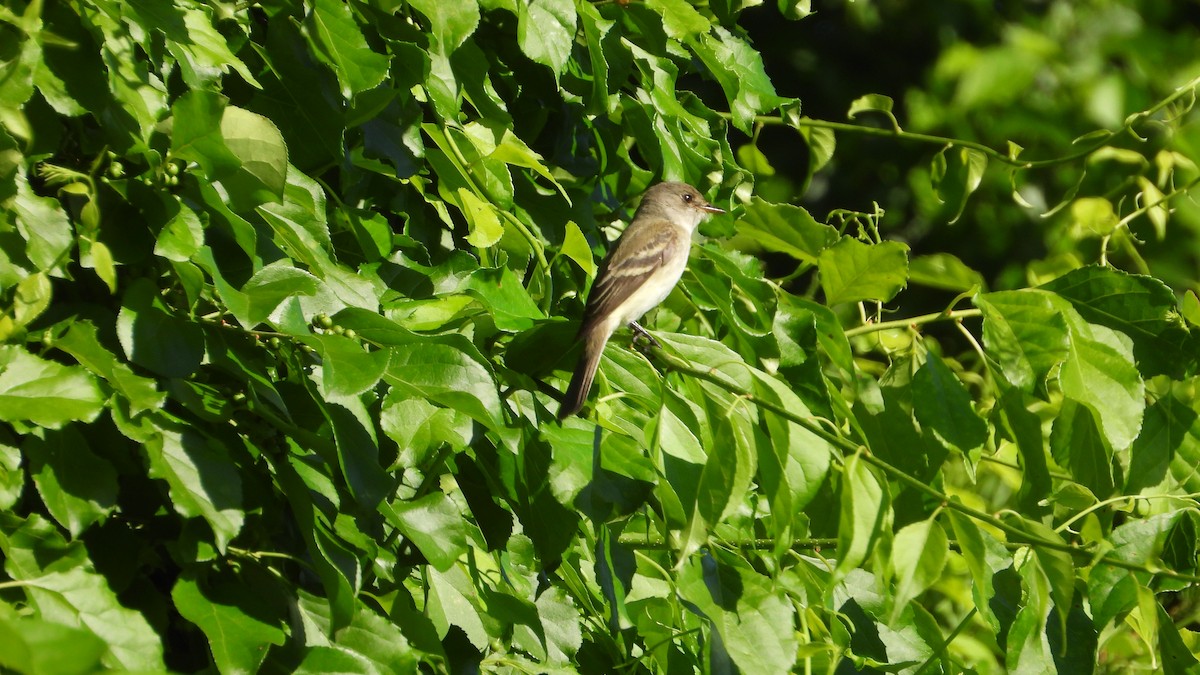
[579,219,686,335]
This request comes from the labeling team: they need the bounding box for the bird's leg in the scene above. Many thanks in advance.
[629,321,661,349]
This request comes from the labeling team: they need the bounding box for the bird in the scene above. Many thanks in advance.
[558,181,724,418]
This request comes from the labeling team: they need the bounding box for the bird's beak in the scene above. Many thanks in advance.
[699,203,725,215]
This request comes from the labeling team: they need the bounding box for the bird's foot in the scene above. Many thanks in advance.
[629,321,661,349]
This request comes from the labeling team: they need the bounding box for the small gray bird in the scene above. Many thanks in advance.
[558,182,724,418]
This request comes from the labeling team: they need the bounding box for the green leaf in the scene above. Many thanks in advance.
[307,0,391,97]
[946,507,1006,631]
[88,240,118,294]
[26,567,165,670]
[690,26,789,132]
[847,93,900,130]
[1088,511,1188,629]
[407,0,480,51]
[835,453,889,581]
[384,340,503,431]
[53,320,165,415]
[517,0,577,79]
[23,427,118,538]
[427,566,489,650]
[949,147,987,223]
[458,188,505,247]
[888,517,948,623]
[777,0,814,20]
[0,614,106,675]
[913,353,987,454]
[560,221,597,276]
[1042,266,1196,380]
[678,551,797,675]
[695,413,757,531]
[13,176,73,273]
[295,588,422,672]
[752,371,834,513]
[1069,197,1119,237]
[116,277,205,378]
[465,121,567,200]
[308,334,390,398]
[381,394,472,468]
[241,265,322,327]
[735,197,838,263]
[0,515,165,671]
[143,416,245,551]
[256,167,332,268]
[646,0,711,39]
[1050,399,1114,497]
[1181,290,1200,328]
[0,345,105,429]
[309,384,390,508]
[1127,395,1200,494]
[153,199,205,262]
[465,266,544,331]
[215,106,289,210]
[10,272,52,334]
[273,456,358,632]
[796,119,835,176]
[1057,311,1144,451]
[691,244,777,338]
[1157,603,1200,674]
[1006,545,1054,673]
[0,436,20,512]
[818,238,909,305]
[998,390,1054,513]
[170,90,241,178]
[126,0,260,89]
[977,290,1070,393]
[172,573,287,675]
[381,493,473,571]
[1013,517,1075,629]
[908,253,984,292]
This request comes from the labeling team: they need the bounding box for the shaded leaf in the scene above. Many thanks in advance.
[172,573,287,675]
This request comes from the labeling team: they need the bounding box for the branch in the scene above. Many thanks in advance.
[842,308,982,338]
[649,346,1200,584]
[736,74,1200,170]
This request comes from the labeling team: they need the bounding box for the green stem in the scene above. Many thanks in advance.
[1116,174,1200,230]
[914,607,977,675]
[842,308,982,338]
[739,74,1200,170]
[620,536,840,550]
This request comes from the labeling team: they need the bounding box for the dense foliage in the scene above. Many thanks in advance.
[2,0,1200,672]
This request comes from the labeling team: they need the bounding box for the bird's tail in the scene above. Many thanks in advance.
[558,329,608,419]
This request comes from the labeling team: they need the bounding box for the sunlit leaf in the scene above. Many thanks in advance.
[0,346,104,429]
[835,453,889,581]
[517,0,576,79]
[306,0,391,97]
[818,238,909,305]
[678,551,798,675]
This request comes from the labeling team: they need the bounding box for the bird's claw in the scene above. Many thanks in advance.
[629,321,661,349]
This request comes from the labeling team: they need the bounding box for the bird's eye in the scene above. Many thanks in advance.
[682,193,693,203]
